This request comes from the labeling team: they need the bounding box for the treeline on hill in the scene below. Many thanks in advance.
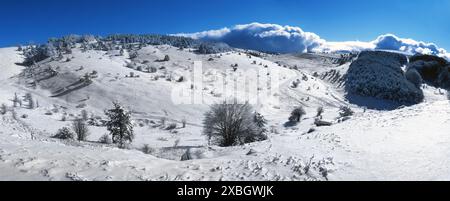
[19,34,232,66]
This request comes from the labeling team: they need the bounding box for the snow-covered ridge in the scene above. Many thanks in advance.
[0,34,450,181]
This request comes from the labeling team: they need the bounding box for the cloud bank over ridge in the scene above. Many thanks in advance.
[177,23,449,59]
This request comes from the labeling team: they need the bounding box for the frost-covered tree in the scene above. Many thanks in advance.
[289,106,306,122]
[73,118,89,141]
[105,102,134,148]
[203,101,267,147]
[24,93,34,109]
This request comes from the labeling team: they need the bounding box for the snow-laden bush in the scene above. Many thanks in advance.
[203,101,267,147]
[289,106,306,123]
[54,127,75,140]
[339,106,354,118]
[73,119,89,141]
[405,68,423,88]
[345,51,424,104]
[407,54,449,88]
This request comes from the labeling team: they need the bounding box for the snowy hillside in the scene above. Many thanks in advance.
[1,36,450,181]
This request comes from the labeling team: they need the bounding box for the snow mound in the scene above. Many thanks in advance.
[345,51,424,105]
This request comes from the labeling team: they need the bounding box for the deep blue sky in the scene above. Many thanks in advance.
[1,0,449,50]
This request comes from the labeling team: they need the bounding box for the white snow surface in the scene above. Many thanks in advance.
[0,45,449,181]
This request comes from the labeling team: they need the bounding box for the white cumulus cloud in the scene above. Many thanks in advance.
[178,23,449,60]
[177,22,325,53]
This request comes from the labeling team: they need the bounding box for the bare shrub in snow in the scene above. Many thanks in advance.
[73,118,89,141]
[105,102,134,148]
[203,101,267,147]
[54,127,75,140]
[289,106,306,123]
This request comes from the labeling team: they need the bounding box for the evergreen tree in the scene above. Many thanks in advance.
[105,102,134,148]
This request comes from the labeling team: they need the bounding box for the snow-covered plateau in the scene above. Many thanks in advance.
[1,36,450,181]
